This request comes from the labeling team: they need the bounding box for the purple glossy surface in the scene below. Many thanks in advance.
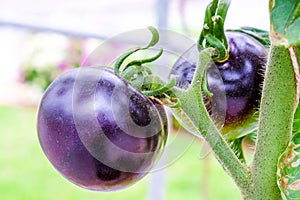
[172,32,267,126]
[37,67,167,191]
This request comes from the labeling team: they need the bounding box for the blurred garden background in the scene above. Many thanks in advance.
[0,0,269,199]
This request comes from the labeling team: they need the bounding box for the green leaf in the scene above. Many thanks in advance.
[120,65,137,80]
[294,106,300,135]
[293,45,300,136]
[229,138,246,163]
[142,77,176,96]
[114,26,160,74]
[228,26,271,48]
[125,48,163,69]
[270,0,300,45]
[198,0,231,62]
[277,132,300,199]
[131,72,144,90]
[114,48,140,75]
[144,26,160,49]
[286,17,300,45]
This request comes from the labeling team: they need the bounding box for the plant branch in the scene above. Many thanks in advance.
[172,48,251,195]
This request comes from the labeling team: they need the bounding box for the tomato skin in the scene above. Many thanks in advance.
[37,66,167,191]
[172,32,267,137]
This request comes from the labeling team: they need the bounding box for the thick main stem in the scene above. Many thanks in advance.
[249,45,297,200]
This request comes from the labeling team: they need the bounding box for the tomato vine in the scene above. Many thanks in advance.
[36,0,300,199]
[171,0,300,199]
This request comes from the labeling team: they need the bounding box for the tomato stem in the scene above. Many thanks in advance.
[171,48,251,195]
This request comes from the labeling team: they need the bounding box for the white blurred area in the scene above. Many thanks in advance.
[0,0,269,106]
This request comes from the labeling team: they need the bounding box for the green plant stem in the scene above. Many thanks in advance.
[249,45,298,200]
[172,48,251,195]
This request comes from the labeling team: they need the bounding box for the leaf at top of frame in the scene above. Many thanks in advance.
[270,0,300,46]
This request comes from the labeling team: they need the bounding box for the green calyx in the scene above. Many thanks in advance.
[113,26,178,107]
[198,0,231,62]
[114,26,160,75]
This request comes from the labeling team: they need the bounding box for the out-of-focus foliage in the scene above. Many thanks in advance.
[20,34,90,91]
